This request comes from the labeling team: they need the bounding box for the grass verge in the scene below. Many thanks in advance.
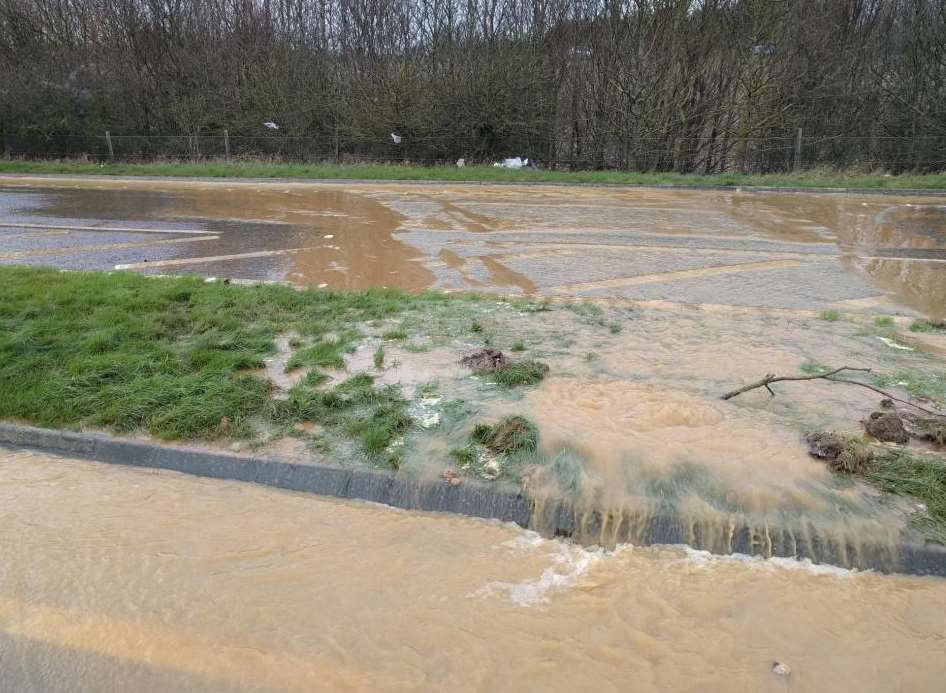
[2,159,946,189]
[866,452,946,544]
[0,266,480,459]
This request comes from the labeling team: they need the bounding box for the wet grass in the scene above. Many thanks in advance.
[472,416,539,455]
[872,370,946,406]
[274,373,411,466]
[910,320,946,334]
[0,266,484,445]
[866,452,946,544]
[4,159,946,189]
[874,316,895,328]
[381,327,408,340]
[819,309,842,321]
[487,360,550,387]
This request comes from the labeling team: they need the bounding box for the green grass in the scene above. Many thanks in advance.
[866,452,946,544]
[910,320,946,333]
[274,373,411,466]
[373,344,385,369]
[486,360,550,387]
[819,309,842,321]
[3,159,946,189]
[874,315,895,327]
[381,327,408,340]
[0,266,480,445]
[511,339,525,352]
[471,416,539,455]
[872,370,946,407]
[800,360,831,375]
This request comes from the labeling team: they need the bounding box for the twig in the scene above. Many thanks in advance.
[721,366,946,418]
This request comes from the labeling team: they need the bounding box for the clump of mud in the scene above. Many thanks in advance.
[806,432,874,473]
[863,411,910,444]
[460,348,509,371]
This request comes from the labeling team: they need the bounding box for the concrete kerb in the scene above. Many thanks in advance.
[2,421,945,577]
[3,172,946,197]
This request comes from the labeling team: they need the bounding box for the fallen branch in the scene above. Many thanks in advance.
[720,366,946,418]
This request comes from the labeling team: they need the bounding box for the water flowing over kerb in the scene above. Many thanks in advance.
[2,423,944,577]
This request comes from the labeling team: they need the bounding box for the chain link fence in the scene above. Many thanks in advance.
[3,131,945,173]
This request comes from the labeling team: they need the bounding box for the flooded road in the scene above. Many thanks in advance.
[1,448,944,692]
[1,176,944,317]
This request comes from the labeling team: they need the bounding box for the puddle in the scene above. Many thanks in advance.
[1,178,944,317]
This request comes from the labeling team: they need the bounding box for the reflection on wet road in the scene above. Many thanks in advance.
[0,176,944,316]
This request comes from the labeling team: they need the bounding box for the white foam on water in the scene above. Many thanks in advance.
[680,545,857,577]
[474,542,604,606]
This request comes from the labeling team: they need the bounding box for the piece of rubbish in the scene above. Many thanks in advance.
[456,158,465,168]
[317,283,328,288]
[323,234,334,239]
[875,336,913,351]
[390,133,402,144]
[493,157,528,169]
[771,662,791,677]
[480,458,502,480]
[263,121,280,130]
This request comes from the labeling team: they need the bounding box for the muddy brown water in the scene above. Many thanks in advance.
[1,176,944,317]
[1,449,945,693]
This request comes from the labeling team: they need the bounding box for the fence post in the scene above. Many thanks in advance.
[105,131,114,160]
[794,128,802,172]
[224,129,230,161]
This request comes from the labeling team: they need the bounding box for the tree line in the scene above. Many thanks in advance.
[1,0,945,172]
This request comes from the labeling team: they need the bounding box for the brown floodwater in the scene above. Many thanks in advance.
[0,448,944,693]
[1,176,944,317]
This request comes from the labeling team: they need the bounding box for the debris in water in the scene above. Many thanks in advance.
[460,348,510,372]
[805,431,873,473]
[902,413,946,445]
[864,411,909,444]
[473,416,539,455]
[875,336,913,351]
[772,662,792,677]
[440,469,462,485]
[481,458,502,480]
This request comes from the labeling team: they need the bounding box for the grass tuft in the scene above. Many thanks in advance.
[910,320,946,334]
[819,309,842,322]
[487,360,550,387]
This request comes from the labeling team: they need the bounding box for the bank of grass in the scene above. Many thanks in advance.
[867,452,946,544]
[0,266,483,462]
[2,158,946,190]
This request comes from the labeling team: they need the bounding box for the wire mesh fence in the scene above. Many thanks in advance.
[3,131,946,173]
